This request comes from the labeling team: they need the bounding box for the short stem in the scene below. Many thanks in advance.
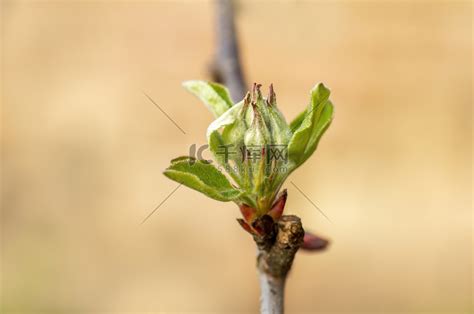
[259,272,285,314]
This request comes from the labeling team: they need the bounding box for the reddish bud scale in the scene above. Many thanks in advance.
[236,218,255,235]
[267,189,287,221]
[237,189,288,236]
[239,204,257,223]
[301,232,330,251]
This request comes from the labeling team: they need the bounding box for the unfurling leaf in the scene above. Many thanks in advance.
[206,101,246,184]
[163,157,242,201]
[288,83,334,169]
[289,108,307,132]
[183,80,233,118]
[206,101,243,138]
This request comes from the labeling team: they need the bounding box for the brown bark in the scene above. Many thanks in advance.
[253,215,305,313]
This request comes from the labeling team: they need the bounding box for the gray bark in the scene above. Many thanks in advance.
[212,0,247,101]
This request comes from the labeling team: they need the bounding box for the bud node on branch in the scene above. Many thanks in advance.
[255,215,305,279]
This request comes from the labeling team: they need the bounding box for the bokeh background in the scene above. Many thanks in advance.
[1,0,472,313]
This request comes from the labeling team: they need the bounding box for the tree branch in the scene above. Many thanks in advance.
[211,0,247,101]
[211,2,326,313]
[253,215,305,313]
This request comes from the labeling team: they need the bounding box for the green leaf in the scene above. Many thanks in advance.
[206,102,246,185]
[288,83,334,169]
[183,80,233,118]
[206,101,243,137]
[289,109,307,132]
[164,157,242,201]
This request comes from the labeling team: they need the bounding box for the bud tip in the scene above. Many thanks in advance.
[251,83,263,103]
[267,83,276,106]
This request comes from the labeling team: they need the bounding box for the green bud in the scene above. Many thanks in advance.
[222,92,250,145]
[263,85,292,205]
[251,83,271,127]
[219,93,251,187]
[176,81,333,217]
[266,84,291,145]
[244,98,271,201]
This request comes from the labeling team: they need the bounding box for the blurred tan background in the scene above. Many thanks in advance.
[1,0,472,313]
